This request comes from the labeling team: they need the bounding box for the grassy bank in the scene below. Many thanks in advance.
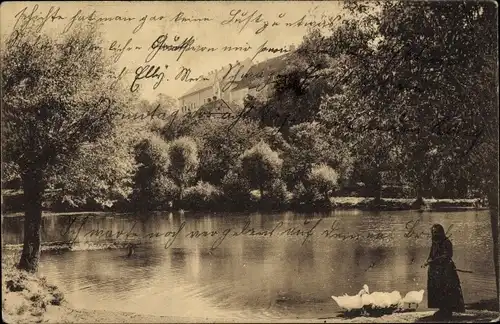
[2,253,498,323]
[329,197,484,211]
[2,253,65,323]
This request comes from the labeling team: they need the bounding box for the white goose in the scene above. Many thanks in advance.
[370,291,393,308]
[388,290,403,307]
[362,285,402,308]
[331,288,366,311]
[402,290,425,309]
[360,284,375,307]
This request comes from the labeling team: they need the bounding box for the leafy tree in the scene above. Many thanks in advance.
[1,161,21,188]
[1,24,137,271]
[160,108,199,141]
[265,30,340,131]
[340,1,495,204]
[339,0,498,298]
[188,118,265,185]
[282,121,351,189]
[178,113,288,187]
[153,93,178,113]
[316,13,401,204]
[241,94,268,125]
[307,164,339,203]
[240,141,283,201]
[131,134,173,210]
[52,126,137,209]
[168,136,199,201]
[148,94,178,133]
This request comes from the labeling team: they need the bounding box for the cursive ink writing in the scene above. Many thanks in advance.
[221,9,269,34]
[280,218,322,245]
[175,66,210,82]
[404,219,454,239]
[163,221,186,249]
[146,34,217,63]
[220,44,288,93]
[233,220,284,237]
[109,67,128,89]
[84,221,139,240]
[221,43,253,52]
[172,11,212,23]
[14,5,64,34]
[321,220,361,241]
[210,228,233,250]
[109,38,141,63]
[130,64,168,92]
[60,215,89,244]
[285,13,342,29]
[55,217,458,254]
[63,9,135,34]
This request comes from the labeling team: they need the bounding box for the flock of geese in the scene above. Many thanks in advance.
[331,285,425,314]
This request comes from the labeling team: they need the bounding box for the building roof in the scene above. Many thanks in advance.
[178,58,253,99]
[232,53,292,91]
[197,98,238,116]
[178,73,217,99]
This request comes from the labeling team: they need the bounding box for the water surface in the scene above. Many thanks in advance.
[2,210,496,320]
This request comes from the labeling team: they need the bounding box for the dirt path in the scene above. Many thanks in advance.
[6,305,495,323]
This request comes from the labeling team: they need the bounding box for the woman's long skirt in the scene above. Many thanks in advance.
[427,261,465,312]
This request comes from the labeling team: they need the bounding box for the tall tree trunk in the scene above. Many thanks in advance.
[373,171,382,205]
[259,184,264,202]
[488,189,499,311]
[411,147,428,208]
[412,179,426,209]
[18,170,45,272]
[178,184,184,209]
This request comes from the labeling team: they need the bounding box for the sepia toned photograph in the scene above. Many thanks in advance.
[1,0,499,323]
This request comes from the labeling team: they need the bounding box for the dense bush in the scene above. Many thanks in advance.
[134,135,170,172]
[291,181,316,206]
[290,165,338,209]
[221,169,252,208]
[307,164,339,202]
[131,175,178,211]
[182,181,220,210]
[264,179,291,209]
[240,141,283,200]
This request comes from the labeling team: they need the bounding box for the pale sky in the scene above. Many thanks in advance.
[1,1,345,103]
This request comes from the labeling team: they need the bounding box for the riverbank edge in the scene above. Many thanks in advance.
[1,196,487,217]
[2,254,499,324]
[10,307,500,323]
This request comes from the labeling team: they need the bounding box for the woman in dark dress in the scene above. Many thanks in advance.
[422,224,465,318]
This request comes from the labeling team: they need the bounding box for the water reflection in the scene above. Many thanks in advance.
[1,210,497,320]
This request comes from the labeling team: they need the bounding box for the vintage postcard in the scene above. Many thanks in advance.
[1,0,499,323]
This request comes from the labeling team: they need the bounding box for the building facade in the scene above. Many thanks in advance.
[178,58,253,113]
[178,48,294,113]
